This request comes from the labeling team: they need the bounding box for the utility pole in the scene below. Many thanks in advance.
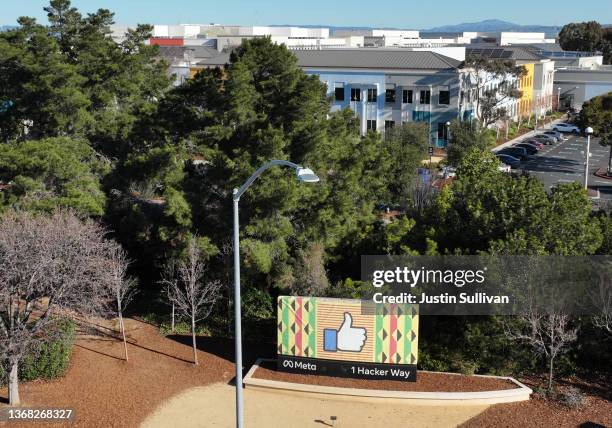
[584,127,594,190]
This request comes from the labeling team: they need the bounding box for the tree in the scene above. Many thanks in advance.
[559,22,604,55]
[106,246,137,361]
[506,307,578,391]
[380,122,429,204]
[579,92,612,173]
[290,242,330,296]
[0,137,109,216]
[462,56,526,127]
[0,0,171,156]
[434,149,602,255]
[0,209,124,405]
[112,37,384,292]
[0,17,91,140]
[163,239,221,365]
[446,120,495,167]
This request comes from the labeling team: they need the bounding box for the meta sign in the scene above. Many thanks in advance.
[277,296,419,381]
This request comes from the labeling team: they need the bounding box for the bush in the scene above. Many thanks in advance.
[1,318,76,384]
[451,358,479,375]
[558,387,586,409]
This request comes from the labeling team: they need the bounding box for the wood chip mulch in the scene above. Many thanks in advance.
[0,318,236,428]
[460,375,612,428]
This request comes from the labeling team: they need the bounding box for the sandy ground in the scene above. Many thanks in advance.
[140,383,489,428]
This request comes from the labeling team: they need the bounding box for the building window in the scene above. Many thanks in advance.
[366,119,377,131]
[385,120,395,129]
[367,88,377,103]
[412,111,431,122]
[335,85,345,101]
[420,90,431,104]
[402,89,413,104]
[437,122,450,140]
[351,88,361,101]
[385,89,395,103]
[439,90,450,105]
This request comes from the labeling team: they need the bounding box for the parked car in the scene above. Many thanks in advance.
[499,147,531,161]
[498,163,512,173]
[512,143,538,155]
[495,154,521,169]
[437,166,456,179]
[532,134,556,145]
[522,139,544,149]
[543,130,565,141]
[553,123,580,134]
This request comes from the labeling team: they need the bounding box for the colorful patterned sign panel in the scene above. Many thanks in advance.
[277,296,419,381]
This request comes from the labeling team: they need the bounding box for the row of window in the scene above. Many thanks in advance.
[364,119,450,139]
[335,87,450,105]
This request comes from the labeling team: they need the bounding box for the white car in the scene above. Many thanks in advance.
[553,123,580,134]
[498,164,512,173]
[438,166,456,179]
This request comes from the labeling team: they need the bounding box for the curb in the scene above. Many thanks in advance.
[595,168,612,181]
[243,358,532,406]
[492,118,566,153]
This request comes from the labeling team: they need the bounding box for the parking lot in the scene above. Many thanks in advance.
[514,134,612,199]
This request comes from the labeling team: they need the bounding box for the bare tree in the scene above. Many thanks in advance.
[506,306,578,391]
[165,239,221,365]
[462,56,526,127]
[0,210,122,405]
[106,247,138,361]
[404,178,438,215]
[592,270,612,335]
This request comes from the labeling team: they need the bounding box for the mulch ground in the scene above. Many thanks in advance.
[0,318,237,428]
[461,375,612,428]
[1,319,610,428]
[252,360,516,392]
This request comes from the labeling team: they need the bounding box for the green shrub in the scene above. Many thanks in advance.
[0,318,76,384]
[451,358,479,375]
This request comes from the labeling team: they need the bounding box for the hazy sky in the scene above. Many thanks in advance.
[1,0,610,28]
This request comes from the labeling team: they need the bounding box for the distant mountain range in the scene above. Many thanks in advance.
[424,19,562,36]
[276,20,612,37]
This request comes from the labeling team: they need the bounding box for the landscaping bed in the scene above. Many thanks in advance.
[252,360,517,393]
[461,375,612,428]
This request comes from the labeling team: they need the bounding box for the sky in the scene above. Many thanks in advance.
[1,0,611,28]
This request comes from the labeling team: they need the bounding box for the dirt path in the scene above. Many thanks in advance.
[140,383,489,428]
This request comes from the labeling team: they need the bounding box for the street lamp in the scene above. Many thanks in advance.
[232,160,319,428]
[584,127,594,190]
[557,87,561,111]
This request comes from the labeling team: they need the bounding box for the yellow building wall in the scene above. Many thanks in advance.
[518,63,534,117]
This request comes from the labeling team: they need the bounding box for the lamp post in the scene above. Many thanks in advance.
[445,121,451,145]
[584,127,594,190]
[232,160,319,428]
[557,87,561,111]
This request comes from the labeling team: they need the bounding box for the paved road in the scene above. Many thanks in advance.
[517,134,612,199]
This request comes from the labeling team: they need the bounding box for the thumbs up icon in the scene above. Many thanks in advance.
[323,312,367,352]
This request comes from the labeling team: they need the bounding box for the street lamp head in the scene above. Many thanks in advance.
[585,127,594,135]
[296,167,320,183]
[446,121,451,126]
